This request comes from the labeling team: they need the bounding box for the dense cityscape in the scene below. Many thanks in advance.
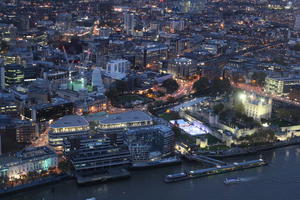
[0,0,300,199]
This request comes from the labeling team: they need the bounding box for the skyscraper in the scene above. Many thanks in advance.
[124,12,135,35]
[294,15,300,31]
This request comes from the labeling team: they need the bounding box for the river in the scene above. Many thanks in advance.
[4,145,300,200]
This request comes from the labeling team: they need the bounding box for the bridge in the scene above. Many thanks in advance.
[185,154,225,166]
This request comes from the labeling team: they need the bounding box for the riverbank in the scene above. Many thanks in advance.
[201,137,300,158]
[0,173,70,196]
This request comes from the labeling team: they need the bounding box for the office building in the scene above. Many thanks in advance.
[168,57,197,79]
[48,115,90,151]
[265,76,300,96]
[4,64,24,87]
[105,59,130,80]
[64,133,131,171]
[125,125,175,161]
[124,12,135,35]
[23,101,74,123]
[97,111,153,133]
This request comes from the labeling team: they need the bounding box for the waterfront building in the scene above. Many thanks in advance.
[48,115,90,151]
[0,146,58,180]
[64,133,131,171]
[97,111,153,133]
[168,57,197,79]
[125,125,175,161]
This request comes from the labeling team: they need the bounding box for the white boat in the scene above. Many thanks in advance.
[86,198,96,200]
[224,178,241,184]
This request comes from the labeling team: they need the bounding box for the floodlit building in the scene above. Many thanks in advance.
[0,146,58,180]
[48,115,90,151]
[239,93,272,121]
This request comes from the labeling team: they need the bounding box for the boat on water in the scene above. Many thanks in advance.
[224,178,241,184]
[85,198,96,200]
[164,159,267,183]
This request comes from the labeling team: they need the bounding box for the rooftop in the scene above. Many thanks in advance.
[99,111,152,125]
[51,115,89,128]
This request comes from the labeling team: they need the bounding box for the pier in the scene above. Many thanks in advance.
[184,154,225,166]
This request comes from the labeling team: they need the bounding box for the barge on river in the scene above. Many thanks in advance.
[164,159,267,183]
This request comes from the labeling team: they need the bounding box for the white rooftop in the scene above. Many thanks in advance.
[51,115,89,128]
[99,111,152,125]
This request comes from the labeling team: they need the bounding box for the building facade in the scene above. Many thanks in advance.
[48,115,90,151]
[64,133,131,171]
[168,57,197,79]
[0,146,58,179]
[125,125,175,161]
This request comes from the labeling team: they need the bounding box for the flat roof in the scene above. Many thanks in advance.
[99,111,152,125]
[51,115,89,128]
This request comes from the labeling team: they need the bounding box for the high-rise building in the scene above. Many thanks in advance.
[92,67,104,93]
[180,0,207,14]
[124,12,135,35]
[0,60,5,89]
[294,15,300,31]
[105,59,130,80]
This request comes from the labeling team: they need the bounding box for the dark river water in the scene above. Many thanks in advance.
[4,145,300,200]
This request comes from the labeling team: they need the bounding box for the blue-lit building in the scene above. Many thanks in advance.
[0,146,58,180]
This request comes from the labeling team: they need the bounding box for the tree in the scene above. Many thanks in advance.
[251,72,266,86]
[105,88,118,101]
[0,40,9,53]
[210,78,231,95]
[162,79,179,94]
[193,77,210,94]
[213,103,224,114]
[167,96,176,103]
[115,80,128,95]
[239,128,277,145]
[234,102,245,115]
